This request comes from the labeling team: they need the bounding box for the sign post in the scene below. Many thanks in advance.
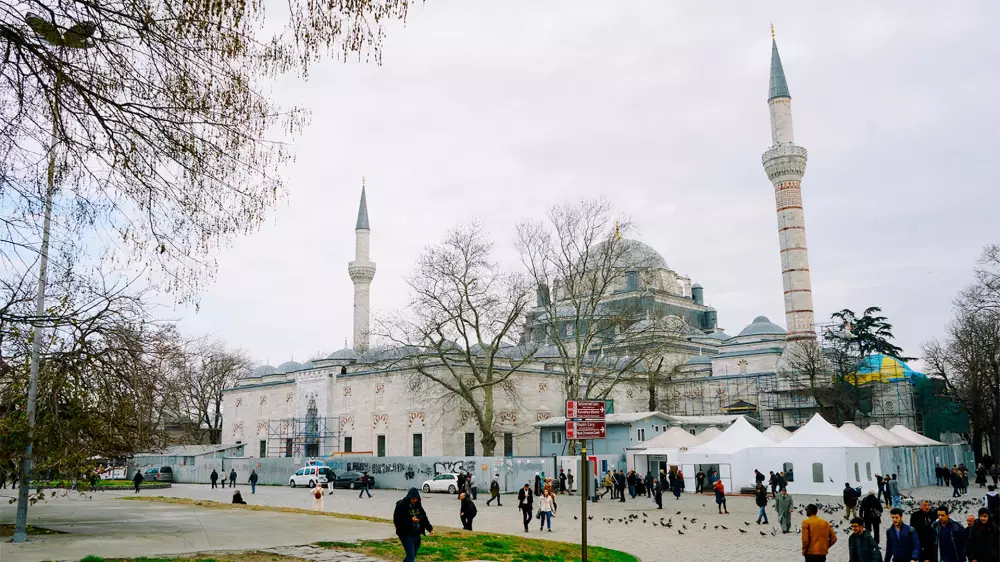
[565,400,606,562]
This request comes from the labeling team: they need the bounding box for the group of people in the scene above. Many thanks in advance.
[209,468,239,489]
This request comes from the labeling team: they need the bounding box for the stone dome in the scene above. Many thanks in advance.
[250,365,277,378]
[588,238,668,271]
[327,347,360,361]
[736,316,787,337]
[276,361,304,374]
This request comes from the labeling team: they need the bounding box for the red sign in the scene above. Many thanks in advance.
[565,400,606,420]
[565,420,607,440]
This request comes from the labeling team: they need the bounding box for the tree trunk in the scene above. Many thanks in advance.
[972,426,984,465]
[479,385,496,456]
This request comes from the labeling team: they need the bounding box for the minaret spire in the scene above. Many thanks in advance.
[348,179,376,352]
[761,34,815,341]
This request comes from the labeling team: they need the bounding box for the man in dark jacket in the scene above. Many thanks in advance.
[695,470,705,493]
[932,505,967,562]
[652,478,663,509]
[132,470,144,493]
[644,471,653,498]
[844,482,860,521]
[755,483,769,524]
[968,508,998,562]
[459,492,477,530]
[769,471,778,498]
[909,499,937,562]
[883,508,919,562]
[614,471,627,503]
[210,469,219,489]
[393,488,433,562]
[248,470,258,494]
[517,483,534,532]
[359,471,372,498]
[859,490,883,544]
[849,518,881,562]
[228,468,237,488]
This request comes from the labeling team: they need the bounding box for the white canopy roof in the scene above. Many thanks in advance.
[696,416,774,453]
[839,422,891,447]
[889,425,944,446]
[633,427,705,450]
[776,413,868,448]
[762,426,793,443]
[697,427,723,441]
[865,424,917,446]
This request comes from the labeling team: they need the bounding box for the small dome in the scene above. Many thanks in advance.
[686,355,712,365]
[327,347,360,361]
[276,361,303,373]
[736,316,787,337]
[692,283,703,289]
[300,360,315,370]
[700,330,730,341]
[250,365,277,378]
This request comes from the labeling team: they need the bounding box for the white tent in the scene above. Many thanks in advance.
[677,417,774,492]
[889,425,944,446]
[745,414,883,495]
[635,427,705,449]
[840,422,891,447]
[697,416,774,453]
[762,426,793,443]
[697,427,723,441]
[865,424,917,446]
[627,428,705,474]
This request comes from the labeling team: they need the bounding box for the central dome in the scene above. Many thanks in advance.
[588,238,668,271]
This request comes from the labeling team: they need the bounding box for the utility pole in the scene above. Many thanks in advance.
[580,439,588,562]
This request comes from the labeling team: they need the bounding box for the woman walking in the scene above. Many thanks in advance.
[538,489,555,532]
[312,482,325,511]
[713,478,728,514]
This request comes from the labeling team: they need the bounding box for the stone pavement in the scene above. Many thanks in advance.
[265,545,387,561]
[1,482,989,562]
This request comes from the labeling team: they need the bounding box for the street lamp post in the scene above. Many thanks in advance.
[12,13,95,544]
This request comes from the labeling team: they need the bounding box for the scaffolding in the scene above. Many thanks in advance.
[266,416,342,458]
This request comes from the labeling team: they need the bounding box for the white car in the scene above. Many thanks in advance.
[288,465,328,488]
[422,473,461,494]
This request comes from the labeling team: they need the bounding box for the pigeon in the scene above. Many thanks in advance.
[678,530,684,535]
[739,529,747,534]
[760,531,767,536]
[721,525,728,530]
[574,516,578,520]
[676,510,682,515]
[587,516,593,520]
[702,523,707,530]
[690,518,697,523]
[682,524,687,530]
[744,521,751,526]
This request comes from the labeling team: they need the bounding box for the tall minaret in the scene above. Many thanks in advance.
[348,181,376,352]
[762,28,815,341]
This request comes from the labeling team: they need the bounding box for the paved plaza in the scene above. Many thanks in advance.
[1,482,990,562]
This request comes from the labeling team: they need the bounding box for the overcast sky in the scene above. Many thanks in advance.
[171,1,999,367]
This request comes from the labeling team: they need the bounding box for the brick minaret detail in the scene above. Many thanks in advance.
[348,183,375,352]
[762,34,815,341]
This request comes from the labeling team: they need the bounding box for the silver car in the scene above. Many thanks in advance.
[143,466,173,482]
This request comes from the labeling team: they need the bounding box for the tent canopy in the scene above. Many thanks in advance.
[777,414,868,448]
[839,422,891,446]
[697,427,723,441]
[634,426,704,449]
[889,424,943,446]
[849,354,926,385]
[695,416,774,453]
[864,424,916,446]
[763,426,793,443]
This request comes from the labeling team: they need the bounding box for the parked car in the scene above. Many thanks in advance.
[288,465,328,488]
[330,471,375,489]
[143,466,173,482]
[317,467,336,486]
[422,473,460,494]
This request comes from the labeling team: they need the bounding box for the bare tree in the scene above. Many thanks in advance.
[516,199,683,405]
[375,223,535,456]
[167,338,252,444]
[961,244,1000,313]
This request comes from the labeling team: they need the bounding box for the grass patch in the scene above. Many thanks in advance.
[315,531,639,562]
[119,496,392,525]
[77,552,303,562]
[0,524,67,536]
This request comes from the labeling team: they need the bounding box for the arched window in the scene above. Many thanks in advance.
[812,463,824,483]
[783,462,794,482]
[866,462,872,481]
[854,462,860,482]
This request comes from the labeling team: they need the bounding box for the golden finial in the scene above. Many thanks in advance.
[770,23,775,39]
[614,220,622,240]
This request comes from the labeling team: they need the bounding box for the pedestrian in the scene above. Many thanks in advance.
[228,468,237,488]
[210,468,219,489]
[538,489,554,532]
[359,471,372,498]
[967,513,976,530]
[801,503,837,562]
[774,488,794,533]
[886,474,901,510]
[696,469,705,494]
[393,488,433,562]
[769,470,778,498]
[671,470,683,500]
[778,471,788,493]
[312,482,325,511]
[652,478,663,509]
[909,499,937,562]
[248,470,258,494]
[985,485,999,522]
[469,473,477,500]
[566,469,574,495]
[848,517,881,562]
[843,482,859,520]
[951,468,963,498]
[976,464,988,488]
[935,464,944,487]
[487,474,502,506]
[644,470,653,498]
[518,483,534,532]
[233,489,247,504]
[883,508,919,562]
[968,508,998,562]
[534,472,542,496]
[755,482,769,524]
[962,466,970,495]
[931,505,967,562]
[859,489,883,545]
[754,469,765,487]
[876,474,886,504]
[601,472,613,499]
[991,465,999,487]
[614,470,627,503]
[627,470,637,498]
[132,470,143,493]
[459,492,477,530]
[713,478,728,514]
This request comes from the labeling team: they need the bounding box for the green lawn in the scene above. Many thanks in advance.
[316,530,639,562]
[34,479,132,488]
[78,554,299,562]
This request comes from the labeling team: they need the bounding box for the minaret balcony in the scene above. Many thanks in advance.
[348,262,376,283]
[762,145,808,182]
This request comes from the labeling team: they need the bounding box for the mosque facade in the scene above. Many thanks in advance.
[220,37,924,459]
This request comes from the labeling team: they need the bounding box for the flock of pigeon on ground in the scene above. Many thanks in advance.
[568,494,989,539]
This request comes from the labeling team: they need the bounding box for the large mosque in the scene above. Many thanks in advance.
[220,36,922,458]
